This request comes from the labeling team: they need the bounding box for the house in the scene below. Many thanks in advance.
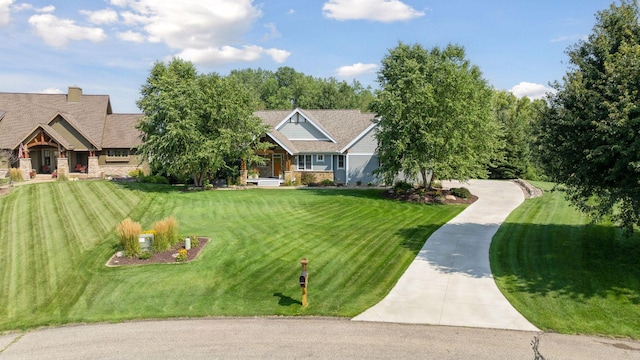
[0,87,147,180]
[251,108,380,185]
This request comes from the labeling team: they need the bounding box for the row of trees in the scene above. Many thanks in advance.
[227,67,375,111]
[136,1,640,233]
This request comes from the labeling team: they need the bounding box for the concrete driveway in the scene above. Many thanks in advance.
[353,179,539,331]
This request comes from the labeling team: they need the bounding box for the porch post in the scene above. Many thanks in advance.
[19,158,32,181]
[57,157,69,176]
[88,156,100,178]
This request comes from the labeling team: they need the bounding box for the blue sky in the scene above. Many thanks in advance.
[0,0,614,113]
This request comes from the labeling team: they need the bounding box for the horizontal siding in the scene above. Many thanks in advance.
[348,128,377,154]
[279,121,328,140]
[348,154,379,184]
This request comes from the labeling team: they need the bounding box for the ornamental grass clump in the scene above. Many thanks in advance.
[9,168,23,182]
[117,218,142,257]
[152,216,179,252]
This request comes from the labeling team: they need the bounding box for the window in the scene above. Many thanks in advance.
[316,154,324,162]
[107,149,129,157]
[289,113,306,123]
[106,149,130,162]
[337,155,345,169]
[297,155,312,170]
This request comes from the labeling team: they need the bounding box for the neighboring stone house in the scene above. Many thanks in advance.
[251,108,380,185]
[0,87,147,180]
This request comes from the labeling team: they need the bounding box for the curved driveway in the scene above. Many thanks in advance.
[353,180,539,331]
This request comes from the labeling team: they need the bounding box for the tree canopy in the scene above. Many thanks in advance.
[490,90,547,180]
[136,58,269,186]
[371,43,500,188]
[537,0,640,232]
[227,67,375,111]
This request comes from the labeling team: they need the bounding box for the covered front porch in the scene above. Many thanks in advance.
[15,126,98,179]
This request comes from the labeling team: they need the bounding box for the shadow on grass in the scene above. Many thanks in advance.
[492,222,640,305]
[273,292,302,306]
[110,180,186,193]
[293,187,388,201]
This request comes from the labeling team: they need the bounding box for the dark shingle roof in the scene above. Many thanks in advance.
[254,109,376,154]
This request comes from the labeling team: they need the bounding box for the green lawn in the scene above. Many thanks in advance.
[0,181,465,331]
[491,182,640,339]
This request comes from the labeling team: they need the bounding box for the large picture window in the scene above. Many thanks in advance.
[297,155,312,170]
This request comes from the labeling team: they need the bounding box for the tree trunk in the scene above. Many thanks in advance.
[421,168,431,189]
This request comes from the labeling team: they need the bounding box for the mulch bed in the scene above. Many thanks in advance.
[384,188,478,205]
[107,237,210,267]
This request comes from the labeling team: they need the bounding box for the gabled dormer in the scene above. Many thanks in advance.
[275,108,337,143]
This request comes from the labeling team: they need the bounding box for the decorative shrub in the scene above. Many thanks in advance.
[431,180,442,189]
[138,251,152,260]
[320,179,334,186]
[57,172,69,182]
[176,248,187,262]
[129,168,145,179]
[394,180,413,192]
[189,235,200,248]
[152,216,179,252]
[117,218,142,257]
[451,187,472,199]
[300,172,315,185]
[9,168,23,182]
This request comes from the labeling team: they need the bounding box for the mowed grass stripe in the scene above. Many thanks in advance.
[1,183,467,330]
[0,190,27,318]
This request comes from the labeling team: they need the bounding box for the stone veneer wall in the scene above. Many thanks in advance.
[294,171,333,183]
[19,158,32,180]
[97,163,149,178]
[57,157,69,175]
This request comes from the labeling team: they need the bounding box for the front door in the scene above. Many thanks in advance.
[273,154,282,178]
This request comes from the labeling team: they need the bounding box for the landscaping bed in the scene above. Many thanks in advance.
[384,187,478,205]
[107,237,209,266]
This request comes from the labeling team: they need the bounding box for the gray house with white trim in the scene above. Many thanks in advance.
[253,108,380,185]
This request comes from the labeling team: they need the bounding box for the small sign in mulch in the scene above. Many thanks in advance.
[107,237,210,267]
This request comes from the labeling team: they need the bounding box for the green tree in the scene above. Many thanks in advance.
[539,1,640,231]
[490,91,547,179]
[136,59,269,186]
[538,0,640,232]
[372,43,500,188]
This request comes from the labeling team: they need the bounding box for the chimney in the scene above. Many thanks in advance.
[67,86,82,102]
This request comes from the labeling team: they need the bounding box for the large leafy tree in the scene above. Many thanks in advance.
[372,43,499,188]
[490,91,547,180]
[136,59,269,186]
[538,0,640,232]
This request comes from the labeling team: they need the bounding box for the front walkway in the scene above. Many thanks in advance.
[353,179,539,331]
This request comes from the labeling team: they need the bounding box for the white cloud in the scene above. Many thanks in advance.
[175,45,291,66]
[323,0,424,22]
[113,0,262,49]
[117,30,145,42]
[12,3,55,13]
[510,81,555,99]
[81,8,118,25]
[0,0,12,26]
[262,23,280,41]
[38,87,64,94]
[337,62,378,77]
[28,14,107,47]
[264,48,291,63]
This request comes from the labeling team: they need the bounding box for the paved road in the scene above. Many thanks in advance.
[354,180,537,331]
[1,318,639,359]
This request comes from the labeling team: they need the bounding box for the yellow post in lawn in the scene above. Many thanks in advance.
[300,258,308,307]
